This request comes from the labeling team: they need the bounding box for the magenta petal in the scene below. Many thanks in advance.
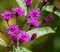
[7,24,19,38]
[17,31,30,42]
[24,0,33,7]
[12,6,25,16]
[1,10,12,20]
[28,18,41,27]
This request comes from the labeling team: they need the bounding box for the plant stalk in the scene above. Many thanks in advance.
[35,0,41,8]
[16,14,18,25]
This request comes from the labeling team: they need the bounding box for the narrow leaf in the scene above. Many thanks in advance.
[42,5,54,12]
[0,38,7,47]
[54,9,60,17]
[27,27,55,38]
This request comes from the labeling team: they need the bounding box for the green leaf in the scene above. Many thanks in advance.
[54,37,60,49]
[27,27,55,38]
[39,5,54,22]
[10,46,32,52]
[54,9,60,17]
[42,5,54,12]
[54,37,60,52]
[0,38,7,47]
[19,47,32,52]
[39,10,49,22]
[16,0,27,16]
[24,27,55,51]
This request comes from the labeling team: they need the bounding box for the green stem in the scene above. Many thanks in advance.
[35,0,41,8]
[21,7,29,31]
[9,41,14,48]
[28,0,41,30]
[20,18,27,30]
[17,38,20,47]
[16,14,18,25]
[7,20,9,26]
[6,46,10,52]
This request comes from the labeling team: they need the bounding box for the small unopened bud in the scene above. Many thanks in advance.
[54,6,58,11]
[43,0,49,6]
[31,33,37,40]
[43,17,49,23]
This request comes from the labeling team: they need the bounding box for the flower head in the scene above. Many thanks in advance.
[24,0,33,7]
[7,24,19,37]
[1,10,12,20]
[27,8,41,27]
[12,6,25,16]
[28,18,41,27]
[17,31,30,42]
[28,8,40,19]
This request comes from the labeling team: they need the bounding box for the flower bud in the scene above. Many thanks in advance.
[24,0,33,7]
[31,33,37,40]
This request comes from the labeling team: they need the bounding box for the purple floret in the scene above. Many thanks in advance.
[12,6,25,16]
[27,8,41,27]
[7,24,19,37]
[24,0,33,7]
[17,31,30,42]
[1,10,12,20]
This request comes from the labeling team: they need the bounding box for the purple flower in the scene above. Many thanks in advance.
[24,0,32,7]
[28,18,41,27]
[7,24,19,37]
[43,17,49,23]
[12,6,25,16]
[7,24,30,42]
[17,31,30,42]
[27,8,41,27]
[1,10,12,20]
[28,8,40,19]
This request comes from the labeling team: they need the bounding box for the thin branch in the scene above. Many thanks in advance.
[22,7,29,31]
[0,30,7,35]
[15,14,18,25]
[17,38,20,47]
[7,20,9,26]
[6,46,10,52]
[35,0,41,8]
[9,41,14,48]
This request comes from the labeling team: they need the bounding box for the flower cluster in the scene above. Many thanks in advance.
[7,24,30,42]
[27,8,41,27]
[0,0,57,43]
